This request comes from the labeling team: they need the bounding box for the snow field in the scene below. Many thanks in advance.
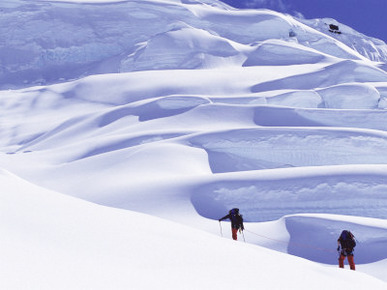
[1,0,387,288]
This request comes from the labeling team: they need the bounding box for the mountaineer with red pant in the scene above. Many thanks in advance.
[219,208,244,241]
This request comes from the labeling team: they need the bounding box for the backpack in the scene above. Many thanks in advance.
[339,230,356,250]
[229,208,239,215]
[229,208,243,228]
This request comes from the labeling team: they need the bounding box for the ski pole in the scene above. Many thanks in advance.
[242,230,246,242]
[219,221,223,237]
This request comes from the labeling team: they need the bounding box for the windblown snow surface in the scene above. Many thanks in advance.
[1,0,387,289]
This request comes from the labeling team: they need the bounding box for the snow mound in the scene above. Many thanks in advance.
[251,60,387,93]
[121,26,241,71]
[318,83,381,109]
[253,106,387,130]
[243,39,328,66]
[266,90,324,108]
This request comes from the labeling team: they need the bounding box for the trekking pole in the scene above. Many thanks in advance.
[219,221,223,237]
[242,230,246,243]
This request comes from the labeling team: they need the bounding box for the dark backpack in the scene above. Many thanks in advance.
[229,208,243,228]
[339,230,356,250]
[229,208,239,215]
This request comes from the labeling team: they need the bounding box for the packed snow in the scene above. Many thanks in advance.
[1,0,387,289]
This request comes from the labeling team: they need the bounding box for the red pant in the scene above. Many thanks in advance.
[232,228,238,240]
[339,254,355,270]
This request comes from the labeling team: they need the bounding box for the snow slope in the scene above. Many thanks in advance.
[2,169,387,289]
[1,0,387,289]
[222,0,387,45]
[1,0,386,89]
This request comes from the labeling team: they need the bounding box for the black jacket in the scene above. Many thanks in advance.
[338,230,356,256]
[219,213,244,230]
